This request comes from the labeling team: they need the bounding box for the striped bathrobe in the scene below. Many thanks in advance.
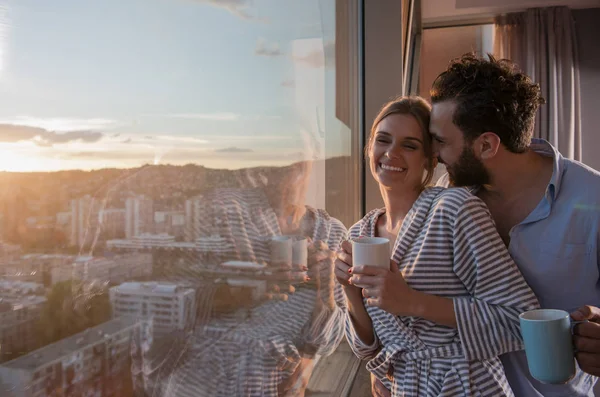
[345,187,540,397]
[156,187,347,397]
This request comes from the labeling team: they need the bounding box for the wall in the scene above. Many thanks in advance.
[573,8,600,171]
[363,0,405,212]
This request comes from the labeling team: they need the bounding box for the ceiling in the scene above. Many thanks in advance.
[422,0,600,23]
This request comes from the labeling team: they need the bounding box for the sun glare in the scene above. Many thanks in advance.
[0,146,61,172]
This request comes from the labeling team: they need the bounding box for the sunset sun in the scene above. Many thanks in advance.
[0,145,58,172]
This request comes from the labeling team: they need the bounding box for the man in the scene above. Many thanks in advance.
[366,53,600,396]
[426,53,600,396]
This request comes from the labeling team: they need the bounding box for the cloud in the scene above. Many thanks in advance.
[112,133,120,138]
[64,151,153,161]
[165,112,240,121]
[154,135,209,144]
[292,41,335,69]
[281,79,295,88]
[0,116,118,132]
[0,124,104,147]
[215,147,253,153]
[0,124,44,143]
[94,134,208,148]
[197,134,292,142]
[38,130,103,146]
[188,0,267,22]
[255,38,283,57]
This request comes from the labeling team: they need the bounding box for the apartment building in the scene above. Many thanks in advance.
[125,196,154,239]
[0,294,46,363]
[109,282,196,336]
[0,317,150,397]
[0,242,22,266]
[51,254,152,285]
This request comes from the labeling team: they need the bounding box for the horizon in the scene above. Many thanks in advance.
[0,154,350,175]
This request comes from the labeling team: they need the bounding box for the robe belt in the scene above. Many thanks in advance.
[366,342,464,381]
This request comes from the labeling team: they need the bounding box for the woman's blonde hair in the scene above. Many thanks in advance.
[366,96,436,190]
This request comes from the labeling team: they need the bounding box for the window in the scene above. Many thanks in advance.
[403,21,494,182]
[2,0,364,395]
[418,24,494,99]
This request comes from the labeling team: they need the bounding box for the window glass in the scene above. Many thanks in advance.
[419,24,494,100]
[417,24,494,183]
[0,0,361,395]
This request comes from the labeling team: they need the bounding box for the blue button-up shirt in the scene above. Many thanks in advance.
[438,139,600,396]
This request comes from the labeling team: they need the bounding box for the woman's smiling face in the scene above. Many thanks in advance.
[368,113,429,191]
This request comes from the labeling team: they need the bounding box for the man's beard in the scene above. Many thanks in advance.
[447,145,490,187]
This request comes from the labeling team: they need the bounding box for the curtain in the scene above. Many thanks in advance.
[494,13,525,69]
[494,7,581,161]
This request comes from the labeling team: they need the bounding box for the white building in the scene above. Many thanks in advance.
[98,208,126,239]
[155,211,185,238]
[110,253,153,283]
[0,242,22,266]
[109,282,196,336]
[125,196,154,239]
[106,233,186,251]
[0,281,45,297]
[19,254,74,271]
[184,197,202,242]
[0,295,46,363]
[0,317,151,397]
[51,254,152,285]
[0,282,46,363]
[7,254,73,284]
[105,234,232,254]
[69,195,99,248]
[71,256,112,284]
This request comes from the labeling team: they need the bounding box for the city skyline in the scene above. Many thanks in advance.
[0,1,348,395]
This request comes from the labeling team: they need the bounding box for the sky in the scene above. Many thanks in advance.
[0,0,351,172]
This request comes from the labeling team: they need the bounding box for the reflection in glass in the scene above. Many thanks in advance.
[0,0,360,396]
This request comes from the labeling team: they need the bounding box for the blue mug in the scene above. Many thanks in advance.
[519,309,583,384]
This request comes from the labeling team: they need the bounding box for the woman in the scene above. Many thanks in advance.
[146,133,347,397]
[335,96,539,397]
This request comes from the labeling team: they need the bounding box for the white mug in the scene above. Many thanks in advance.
[292,236,308,267]
[352,237,390,269]
[270,235,293,266]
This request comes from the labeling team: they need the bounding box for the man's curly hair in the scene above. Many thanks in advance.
[430,53,545,153]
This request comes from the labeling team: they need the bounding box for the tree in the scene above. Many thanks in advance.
[36,280,112,347]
